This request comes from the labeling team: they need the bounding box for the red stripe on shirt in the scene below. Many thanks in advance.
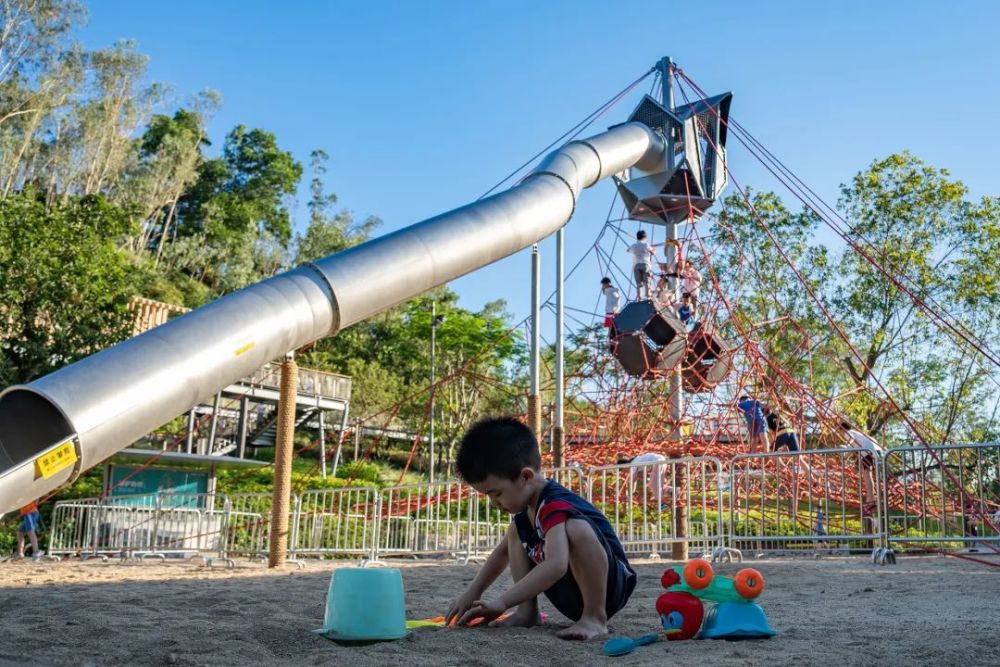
[537,499,575,535]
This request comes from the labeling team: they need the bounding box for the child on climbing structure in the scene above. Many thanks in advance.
[653,274,675,311]
[765,407,800,452]
[675,257,703,307]
[447,417,637,640]
[839,421,884,515]
[617,452,672,509]
[662,254,703,305]
[600,277,621,346]
[627,230,660,300]
[675,292,697,325]
[737,394,771,452]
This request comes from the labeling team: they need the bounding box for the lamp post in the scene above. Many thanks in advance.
[429,301,445,484]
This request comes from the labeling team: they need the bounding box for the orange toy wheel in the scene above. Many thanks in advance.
[683,559,714,589]
[734,568,765,599]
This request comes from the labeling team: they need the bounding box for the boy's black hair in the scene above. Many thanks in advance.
[839,420,853,430]
[456,416,541,483]
[636,230,647,240]
[601,277,612,285]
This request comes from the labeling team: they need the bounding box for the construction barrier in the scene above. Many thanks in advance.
[49,498,105,558]
[222,493,278,560]
[728,448,884,556]
[588,457,726,558]
[46,445,1000,565]
[882,443,1000,554]
[293,487,380,560]
[375,480,479,560]
[49,493,228,560]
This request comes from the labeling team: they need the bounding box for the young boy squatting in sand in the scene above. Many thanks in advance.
[445,417,636,639]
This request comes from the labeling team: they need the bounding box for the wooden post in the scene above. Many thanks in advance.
[527,394,542,439]
[672,459,689,561]
[268,355,297,568]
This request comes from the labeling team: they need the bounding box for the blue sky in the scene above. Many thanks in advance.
[79,1,1000,332]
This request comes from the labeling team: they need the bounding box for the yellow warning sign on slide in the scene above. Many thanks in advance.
[234,341,256,357]
[35,440,78,480]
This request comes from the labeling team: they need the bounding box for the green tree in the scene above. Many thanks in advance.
[124,99,217,261]
[299,288,525,474]
[294,149,379,264]
[175,124,303,293]
[710,188,838,395]
[833,153,1000,442]
[0,191,136,385]
[0,0,84,95]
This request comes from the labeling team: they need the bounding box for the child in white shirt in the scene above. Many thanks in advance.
[627,230,660,300]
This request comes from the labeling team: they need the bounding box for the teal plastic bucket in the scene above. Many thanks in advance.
[317,568,407,641]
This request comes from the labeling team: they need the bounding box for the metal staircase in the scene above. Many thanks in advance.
[245,407,319,448]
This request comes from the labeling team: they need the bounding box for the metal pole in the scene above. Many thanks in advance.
[332,404,350,477]
[664,57,675,112]
[528,244,542,436]
[207,392,222,456]
[317,405,327,479]
[661,61,689,560]
[430,300,436,484]
[268,354,297,568]
[659,56,675,167]
[236,398,249,459]
[553,229,565,467]
[353,419,361,461]
[185,409,195,454]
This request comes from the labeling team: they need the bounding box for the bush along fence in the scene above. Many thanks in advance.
[46,444,1000,566]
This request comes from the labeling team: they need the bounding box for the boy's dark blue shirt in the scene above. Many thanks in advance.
[513,479,633,572]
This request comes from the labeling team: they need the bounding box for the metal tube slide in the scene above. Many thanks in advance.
[0,122,664,514]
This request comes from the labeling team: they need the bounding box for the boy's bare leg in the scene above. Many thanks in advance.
[29,531,39,556]
[495,526,540,627]
[556,519,609,640]
[16,531,25,558]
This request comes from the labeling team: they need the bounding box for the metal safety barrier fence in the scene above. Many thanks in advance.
[222,492,277,561]
[882,443,1000,555]
[588,457,726,558]
[49,493,228,561]
[375,480,479,560]
[728,448,886,557]
[291,487,379,561]
[46,445,1000,565]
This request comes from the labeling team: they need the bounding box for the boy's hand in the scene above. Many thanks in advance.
[446,588,480,626]
[457,597,508,626]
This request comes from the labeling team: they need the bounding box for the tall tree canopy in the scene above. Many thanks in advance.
[0,191,135,385]
[832,153,1000,441]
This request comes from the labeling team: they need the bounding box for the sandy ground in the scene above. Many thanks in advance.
[0,555,998,667]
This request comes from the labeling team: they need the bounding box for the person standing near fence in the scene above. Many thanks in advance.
[839,421,884,515]
[15,500,43,560]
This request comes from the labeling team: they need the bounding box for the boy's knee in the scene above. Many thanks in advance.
[565,519,605,555]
